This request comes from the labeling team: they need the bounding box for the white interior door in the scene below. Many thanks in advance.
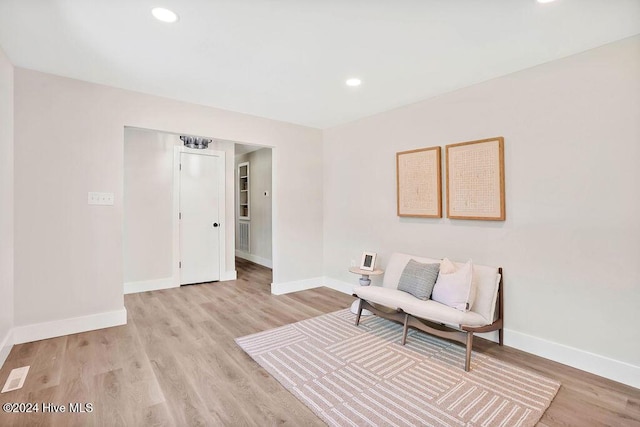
[179,151,222,284]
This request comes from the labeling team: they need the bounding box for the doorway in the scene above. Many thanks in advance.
[123,127,231,294]
[234,144,273,271]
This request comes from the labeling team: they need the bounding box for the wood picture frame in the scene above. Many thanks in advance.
[446,137,505,221]
[360,252,377,271]
[396,146,442,218]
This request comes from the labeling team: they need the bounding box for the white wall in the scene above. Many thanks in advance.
[124,128,237,288]
[123,129,174,283]
[323,37,640,374]
[13,68,323,332]
[235,148,273,266]
[217,139,237,279]
[249,148,273,262]
[0,47,14,364]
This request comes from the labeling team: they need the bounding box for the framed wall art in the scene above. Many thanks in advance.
[446,137,505,221]
[396,146,442,218]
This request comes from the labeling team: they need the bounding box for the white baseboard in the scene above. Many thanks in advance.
[323,277,355,295]
[236,250,273,268]
[476,330,500,344]
[12,308,127,345]
[0,328,13,369]
[505,328,640,389]
[220,270,237,281]
[271,276,361,297]
[124,277,177,294]
[271,277,324,295]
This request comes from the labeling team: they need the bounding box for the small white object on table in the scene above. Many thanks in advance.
[349,267,384,315]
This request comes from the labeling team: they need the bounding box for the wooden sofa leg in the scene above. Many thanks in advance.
[355,299,364,326]
[499,328,504,346]
[401,314,409,345]
[464,332,474,372]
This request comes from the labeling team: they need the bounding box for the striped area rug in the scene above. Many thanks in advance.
[236,309,560,427]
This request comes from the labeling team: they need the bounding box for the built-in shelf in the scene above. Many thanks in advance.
[238,162,250,220]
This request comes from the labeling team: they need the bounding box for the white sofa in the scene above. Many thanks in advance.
[353,252,503,371]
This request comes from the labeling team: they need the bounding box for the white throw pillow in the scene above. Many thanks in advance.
[431,259,475,312]
[439,257,457,274]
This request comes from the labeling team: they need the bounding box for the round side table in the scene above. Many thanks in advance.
[349,267,384,315]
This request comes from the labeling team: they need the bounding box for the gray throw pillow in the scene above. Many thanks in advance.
[397,260,440,300]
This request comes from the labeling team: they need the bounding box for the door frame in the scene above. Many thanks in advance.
[172,146,226,286]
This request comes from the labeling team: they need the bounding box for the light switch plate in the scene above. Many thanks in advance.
[100,193,114,205]
[88,192,114,206]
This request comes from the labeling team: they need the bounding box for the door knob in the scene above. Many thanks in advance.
[213,222,220,227]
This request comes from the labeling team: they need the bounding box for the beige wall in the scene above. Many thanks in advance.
[13,68,323,327]
[124,128,237,284]
[323,36,640,367]
[249,148,273,262]
[0,47,14,356]
[123,128,174,282]
[235,148,273,264]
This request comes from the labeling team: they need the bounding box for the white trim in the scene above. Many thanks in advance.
[220,270,237,281]
[270,146,279,283]
[322,277,355,295]
[124,277,177,294]
[476,331,500,344]
[505,328,640,389]
[0,328,13,369]
[271,277,324,295]
[235,250,273,268]
[12,308,127,345]
[172,147,181,287]
[173,147,226,285]
[271,276,359,296]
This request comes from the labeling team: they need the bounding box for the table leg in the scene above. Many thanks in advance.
[351,272,374,316]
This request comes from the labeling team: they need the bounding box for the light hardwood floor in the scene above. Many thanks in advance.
[1,258,639,426]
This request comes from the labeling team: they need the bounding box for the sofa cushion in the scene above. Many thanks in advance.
[439,257,457,274]
[457,261,500,324]
[354,286,488,327]
[382,253,441,289]
[383,253,500,324]
[354,286,417,310]
[397,260,440,300]
[431,259,475,311]
[402,298,488,327]
[432,261,500,324]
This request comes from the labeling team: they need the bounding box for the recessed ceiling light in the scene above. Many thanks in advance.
[537,0,557,3]
[346,78,362,87]
[152,7,179,23]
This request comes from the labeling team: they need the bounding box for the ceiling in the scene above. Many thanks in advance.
[0,1,639,129]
